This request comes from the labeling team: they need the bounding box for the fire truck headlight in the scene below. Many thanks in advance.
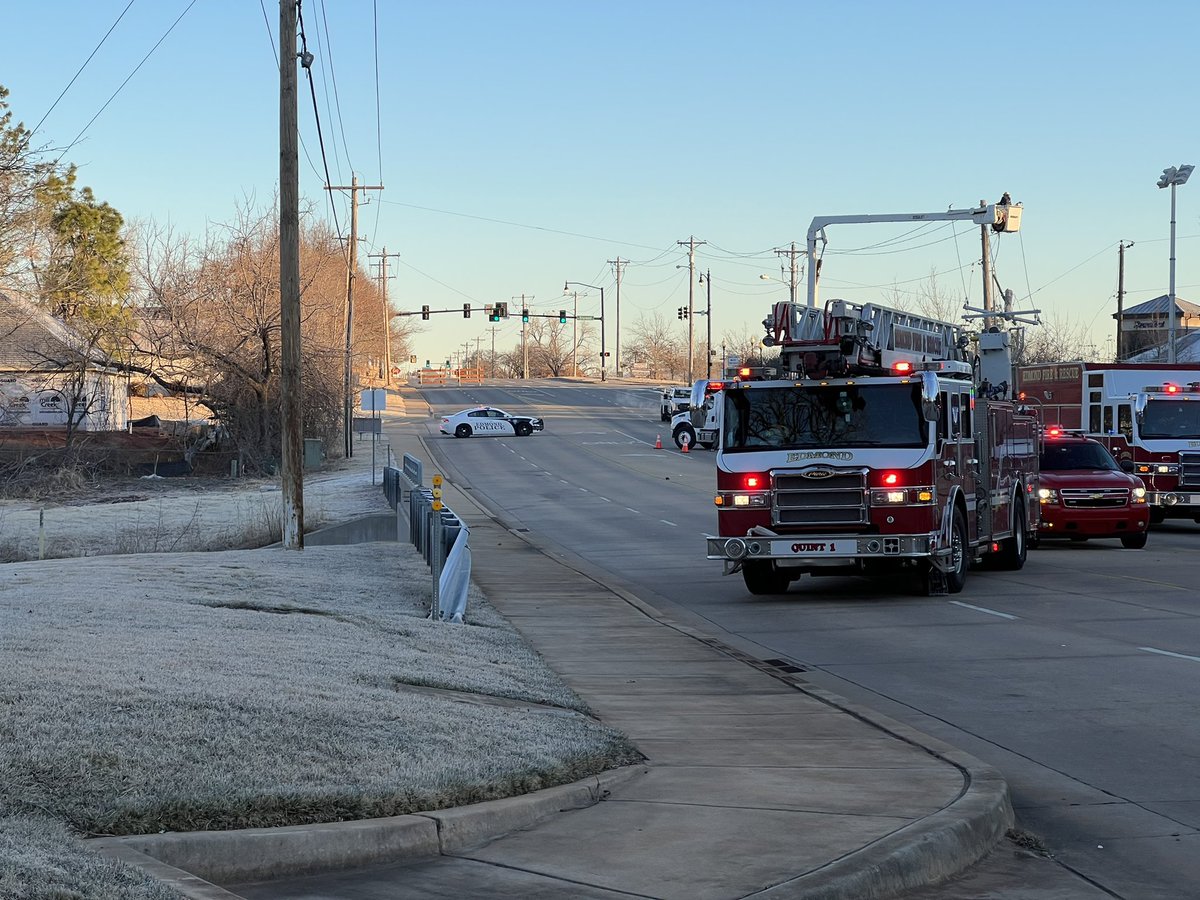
[885,491,905,503]
[733,495,750,507]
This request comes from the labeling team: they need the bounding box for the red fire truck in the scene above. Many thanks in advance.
[1015,362,1200,522]
[705,199,1040,595]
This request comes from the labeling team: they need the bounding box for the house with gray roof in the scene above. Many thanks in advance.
[0,292,128,430]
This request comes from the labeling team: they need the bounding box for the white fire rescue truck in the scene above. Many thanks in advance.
[705,198,1040,595]
[1016,362,1200,522]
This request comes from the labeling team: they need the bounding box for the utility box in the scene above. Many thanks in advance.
[303,439,323,470]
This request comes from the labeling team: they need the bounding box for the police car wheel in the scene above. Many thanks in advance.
[454,424,472,438]
[515,422,532,437]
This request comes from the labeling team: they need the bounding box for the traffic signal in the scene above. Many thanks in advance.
[463,303,471,318]
[421,304,430,320]
[493,301,508,320]
[559,310,567,323]
[522,308,530,323]
[677,306,689,320]
[409,354,417,363]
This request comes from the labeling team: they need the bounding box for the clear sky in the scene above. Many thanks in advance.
[7,1,1199,369]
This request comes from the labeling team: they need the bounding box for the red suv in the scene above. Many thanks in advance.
[1035,429,1149,548]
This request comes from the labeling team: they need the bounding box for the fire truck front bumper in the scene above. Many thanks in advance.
[706,533,936,565]
[1147,491,1200,509]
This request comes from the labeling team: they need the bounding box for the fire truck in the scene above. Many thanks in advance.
[1015,362,1200,522]
[705,198,1040,595]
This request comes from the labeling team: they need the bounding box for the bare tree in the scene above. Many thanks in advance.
[624,312,685,380]
[1014,314,1096,366]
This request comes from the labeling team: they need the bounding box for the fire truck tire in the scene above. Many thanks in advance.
[742,561,792,595]
[673,425,696,450]
[944,511,969,593]
[996,500,1028,570]
[661,409,670,422]
[1121,532,1148,549]
[454,424,472,438]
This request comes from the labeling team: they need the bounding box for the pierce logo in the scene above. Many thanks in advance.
[801,468,835,479]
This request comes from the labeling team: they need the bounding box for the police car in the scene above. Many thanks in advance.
[440,406,544,438]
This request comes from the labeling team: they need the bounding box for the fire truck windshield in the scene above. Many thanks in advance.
[1139,400,1200,439]
[721,383,926,452]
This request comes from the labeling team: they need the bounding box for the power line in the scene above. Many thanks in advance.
[317,0,354,178]
[58,0,200,162]
[297,2,346,257]
[30,0,136,140]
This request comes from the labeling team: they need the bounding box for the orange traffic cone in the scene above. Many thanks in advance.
[655,434,663,449]
[681,439,690,454]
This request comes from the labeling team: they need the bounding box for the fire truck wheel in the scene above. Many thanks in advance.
[742,561,792,595]
[996,500,1028,570]
[944,512,969,594]
[1120,532,1148,549]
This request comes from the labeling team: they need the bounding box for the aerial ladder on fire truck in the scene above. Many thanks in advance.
[762,195,1039,393]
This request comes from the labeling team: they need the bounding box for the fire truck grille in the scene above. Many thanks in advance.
[772,470,867,526]
[1179,452,1200,488]
[1060,488,1129,508]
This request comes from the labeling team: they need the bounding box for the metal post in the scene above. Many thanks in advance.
[430,508,443,619]
[705,268,712,378]
[600,286,606,382]
[1169,181,1178,363]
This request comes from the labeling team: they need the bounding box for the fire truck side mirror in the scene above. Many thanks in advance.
[919,372,940,422]
[1134,393,1148,423]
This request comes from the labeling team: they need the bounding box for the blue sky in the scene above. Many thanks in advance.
[7,1,1200,368]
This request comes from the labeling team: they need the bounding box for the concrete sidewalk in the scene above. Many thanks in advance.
[98,408,1014,899]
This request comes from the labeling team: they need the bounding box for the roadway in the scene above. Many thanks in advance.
[411,380,1200,899]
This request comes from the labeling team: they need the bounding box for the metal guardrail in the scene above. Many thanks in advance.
[383,459,470,623]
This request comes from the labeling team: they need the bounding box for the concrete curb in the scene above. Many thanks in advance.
[91,765,647,897]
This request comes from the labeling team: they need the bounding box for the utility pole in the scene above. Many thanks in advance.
[1117,240,1133,361]
[774,243,802,303]
[678,236,706,382]
[979,208,994,330]
[570,290,580,377]
[514,293,533,379]
[368,247,400,386]
[608,257,627,373]
[325,173,383,458]
[278,0,304,550]
[490,326,497,379]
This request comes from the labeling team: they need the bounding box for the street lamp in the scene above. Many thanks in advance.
[1158,164,1194,363]
[698,269,713,378]
[563,281,606,381]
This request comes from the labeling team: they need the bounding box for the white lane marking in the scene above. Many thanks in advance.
[626,507,640,514]
[661,519,678,527]
[579,487,590,493]
[559,480,570,484]
[1140,646,1200,663]
[948,601,1018,620]
[614,429,644,442]
[600,497,611,502]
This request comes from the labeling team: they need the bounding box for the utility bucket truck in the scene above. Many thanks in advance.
[1016,362,1200,522]
[705,197,1041,596]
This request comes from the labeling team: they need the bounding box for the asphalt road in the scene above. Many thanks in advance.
[414,381,1200,899]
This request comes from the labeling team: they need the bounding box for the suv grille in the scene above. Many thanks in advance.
[773,468,867,527]
[1179,452,1200,488]
[1060,487,1129,508]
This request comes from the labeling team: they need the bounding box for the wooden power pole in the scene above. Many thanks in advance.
[369,247,401,385]
[325,175,383,458]
[278,0,304,550]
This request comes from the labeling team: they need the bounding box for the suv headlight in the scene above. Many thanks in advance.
[1037,488,1058,504]
[1132,486,1147,500]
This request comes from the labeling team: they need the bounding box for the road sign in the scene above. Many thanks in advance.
[360,388,386,411]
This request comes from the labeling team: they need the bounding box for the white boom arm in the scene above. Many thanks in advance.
[805,200,1022,308]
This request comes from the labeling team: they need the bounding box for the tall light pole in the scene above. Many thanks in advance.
[564,281,606,381]
[698,269,713,378]
[1158,164,1194,363]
